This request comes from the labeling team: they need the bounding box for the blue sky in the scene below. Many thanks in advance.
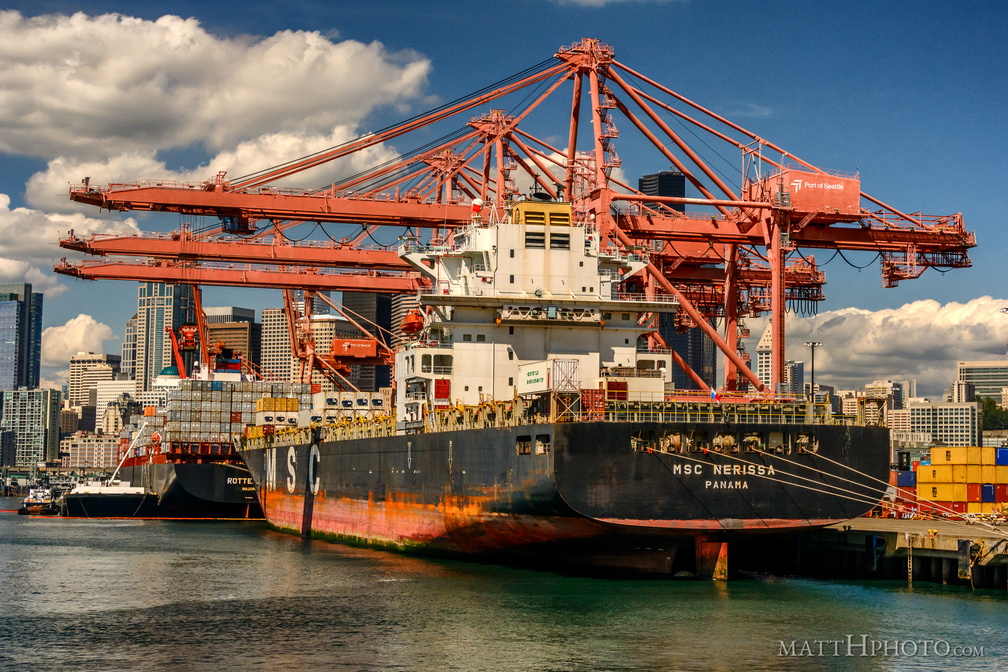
[0,0,1005,394]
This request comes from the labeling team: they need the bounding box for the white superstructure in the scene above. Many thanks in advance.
[394,199,679,428]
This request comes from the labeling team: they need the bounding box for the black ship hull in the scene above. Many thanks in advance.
[61,462,263,519]
[240,419,889,574]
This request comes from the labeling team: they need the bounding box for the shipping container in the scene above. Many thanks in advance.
[982,446,996,465]
[925,484,955,502]
[982,483,996,503]
[997,484,1008,503]
[967,483,982,502]
[950,501,968,514]
[997,466,1008,483]
[952,483,968,502]
[917,465,952,483]
[967,502,984,515]
[997,447,1008,466]
[967,446,981,464]
[895,471,916,487]
[966,465,982,483]
[952,465,968,483]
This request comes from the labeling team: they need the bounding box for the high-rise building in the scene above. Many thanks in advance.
[121,314,137,380]
[865,379,905,410]
[0,388,61,466]
[204,306,261,370]
[93,379,138,434]
[957,360,1008,398]
[950,380,976,404]
[341,292,393,391]
[909,401,982,447]
[68,352,121,407]
[260,307,359,388]
[783,360,805,396]
[657,313,716,390]
[0,282,43,391]
[756,322,773,387]
[638,170,686,214]
[134,283,195,392]
[639,171,715,390]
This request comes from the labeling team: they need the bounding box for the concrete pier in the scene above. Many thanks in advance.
[735,517,1008,589]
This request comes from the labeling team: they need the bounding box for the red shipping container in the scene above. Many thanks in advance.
[950,501,968,513]
[967,483,982,502]
[231,411,243,423]
[888,471,899,486]
[895,487,915,502]
[996,484,1008,503]
[912,460,920,471]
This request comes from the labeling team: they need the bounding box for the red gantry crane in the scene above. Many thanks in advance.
[57,38,975,393]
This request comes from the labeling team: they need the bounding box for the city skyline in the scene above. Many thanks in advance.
[0,2,1004,395]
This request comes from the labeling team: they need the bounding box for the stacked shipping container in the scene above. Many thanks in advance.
[912,446,1008,515]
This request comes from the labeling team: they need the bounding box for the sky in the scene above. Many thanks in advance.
[0,0,1005,396]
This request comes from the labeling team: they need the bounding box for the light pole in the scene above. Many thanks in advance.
[804,341,822,401]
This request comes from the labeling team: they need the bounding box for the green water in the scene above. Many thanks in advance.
[0,499,1004,671]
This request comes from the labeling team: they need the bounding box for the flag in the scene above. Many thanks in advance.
[710,389,721,403]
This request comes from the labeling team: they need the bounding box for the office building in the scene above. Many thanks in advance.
[204,306,261,371]
[93,379,137,434]
[0,388,61,466]
[908,401,982,447]
[59,432,120,470]
[261,307,360,389]
[134,283,196,392]
[68,352,121,407]
[0,282,43,390]
[121,314,137,380]
[341,292,393,391]
[756,322,773,388]
[657,313,716,390]
[957,360,1008,399]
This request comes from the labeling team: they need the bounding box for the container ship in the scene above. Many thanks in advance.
[59,363,299,519]
[238,199,890,576]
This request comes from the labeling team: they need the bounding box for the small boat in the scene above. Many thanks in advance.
[17,487,60,516]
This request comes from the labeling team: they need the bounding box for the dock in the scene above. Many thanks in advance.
[737,517,1008,589]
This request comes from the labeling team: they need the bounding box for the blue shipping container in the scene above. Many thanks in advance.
[997,448,1008,466]
[896,471,917,487]
[982,483,996,503]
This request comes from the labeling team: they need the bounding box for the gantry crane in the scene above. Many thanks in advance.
[57,38,975,393]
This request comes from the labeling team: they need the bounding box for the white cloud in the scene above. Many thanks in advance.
[0,192,140,292]
[41,313,116,367]
[27,127,402,213]
[0,11,430,160]
[742,296,1008,397]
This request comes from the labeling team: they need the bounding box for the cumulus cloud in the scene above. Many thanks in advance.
[742,296,1008,397]
[27,127,401,212]
[0,192,140,292]
[42,313,116,367]
[0,11,430,160]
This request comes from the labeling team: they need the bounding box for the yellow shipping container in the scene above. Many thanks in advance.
[968,502,984,514]
[949,446,968,465]
[952,465,968,483]
[982,446,996,465]
[931,448,952,465]
[982,502,997,514]
[917,465,953,483]
[926,483,956,501]
[997,466,1008,483]
[967,446,982,464]
[966,465,983,483]
[982,466,997,483]
[952,483,968,501]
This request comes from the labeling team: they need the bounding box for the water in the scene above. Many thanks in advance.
[1,495,1006,672]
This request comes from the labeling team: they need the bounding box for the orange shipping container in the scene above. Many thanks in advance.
[967,483,982,502]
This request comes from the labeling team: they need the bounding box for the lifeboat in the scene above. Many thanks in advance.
[400,310,424,335]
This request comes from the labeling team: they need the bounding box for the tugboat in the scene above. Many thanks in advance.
[17,487,60,516]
